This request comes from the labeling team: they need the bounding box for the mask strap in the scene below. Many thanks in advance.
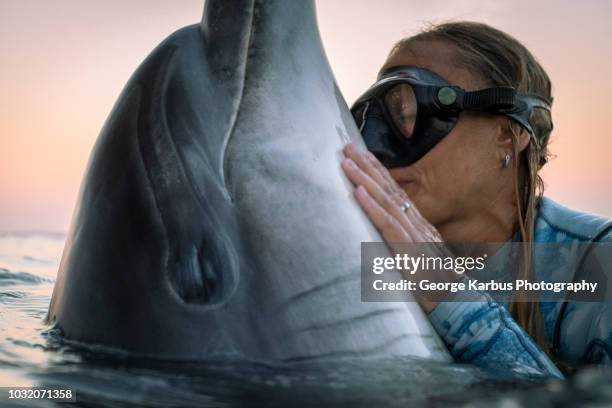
[461,87,517,111]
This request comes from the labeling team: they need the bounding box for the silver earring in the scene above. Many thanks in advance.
[502,153,511,168]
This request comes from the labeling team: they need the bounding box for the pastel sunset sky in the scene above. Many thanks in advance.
[1,0,610,232]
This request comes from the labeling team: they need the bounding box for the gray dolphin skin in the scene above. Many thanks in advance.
[47,0,450,362]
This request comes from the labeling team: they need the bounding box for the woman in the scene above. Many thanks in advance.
[341,22,612,378]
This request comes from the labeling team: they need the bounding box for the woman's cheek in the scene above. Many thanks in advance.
[401,181,420,199]
[422,166,462,221]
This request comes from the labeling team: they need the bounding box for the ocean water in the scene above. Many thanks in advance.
[1,232,611,407]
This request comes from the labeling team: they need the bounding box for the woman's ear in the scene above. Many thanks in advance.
[496,119,530,153]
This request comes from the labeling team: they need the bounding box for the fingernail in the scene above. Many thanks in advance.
[343,158,356,169]
[355,185,368,198]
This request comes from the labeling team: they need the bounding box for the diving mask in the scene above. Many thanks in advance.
[350,66,552,168]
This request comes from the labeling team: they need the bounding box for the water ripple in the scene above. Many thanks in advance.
[0,268,53,286]
[0,291,26,299]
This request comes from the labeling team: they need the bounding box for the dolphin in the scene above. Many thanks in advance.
[47,0,450,362]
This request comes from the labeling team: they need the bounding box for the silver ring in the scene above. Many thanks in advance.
[399,202,411,213]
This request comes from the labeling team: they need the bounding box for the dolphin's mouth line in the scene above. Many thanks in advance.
[220,0,261,203]
[275,273,360,312]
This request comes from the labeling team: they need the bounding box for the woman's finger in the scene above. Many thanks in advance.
[344,144,421,220]
[365,151,410,202]
[354,185,412,244]
[362,150,430,228]
[343,144,397,197]
[343,158,410,222]
[363,151,426,217]
[363,150,436,231]
[343,158,420,241]
[343,145,442,242]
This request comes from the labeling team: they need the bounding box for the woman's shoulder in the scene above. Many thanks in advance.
[535,197,612,243]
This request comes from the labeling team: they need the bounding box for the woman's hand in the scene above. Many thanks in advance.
[341,143,445,313]
[341,143,442,244]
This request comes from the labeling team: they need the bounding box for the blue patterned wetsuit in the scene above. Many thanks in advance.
[428,197,612,379]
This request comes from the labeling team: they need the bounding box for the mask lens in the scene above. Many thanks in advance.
[383,84,417,140]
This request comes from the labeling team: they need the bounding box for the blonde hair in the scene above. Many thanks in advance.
[393,22,554,351]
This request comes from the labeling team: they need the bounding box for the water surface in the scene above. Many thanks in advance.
[0,232,609,407]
